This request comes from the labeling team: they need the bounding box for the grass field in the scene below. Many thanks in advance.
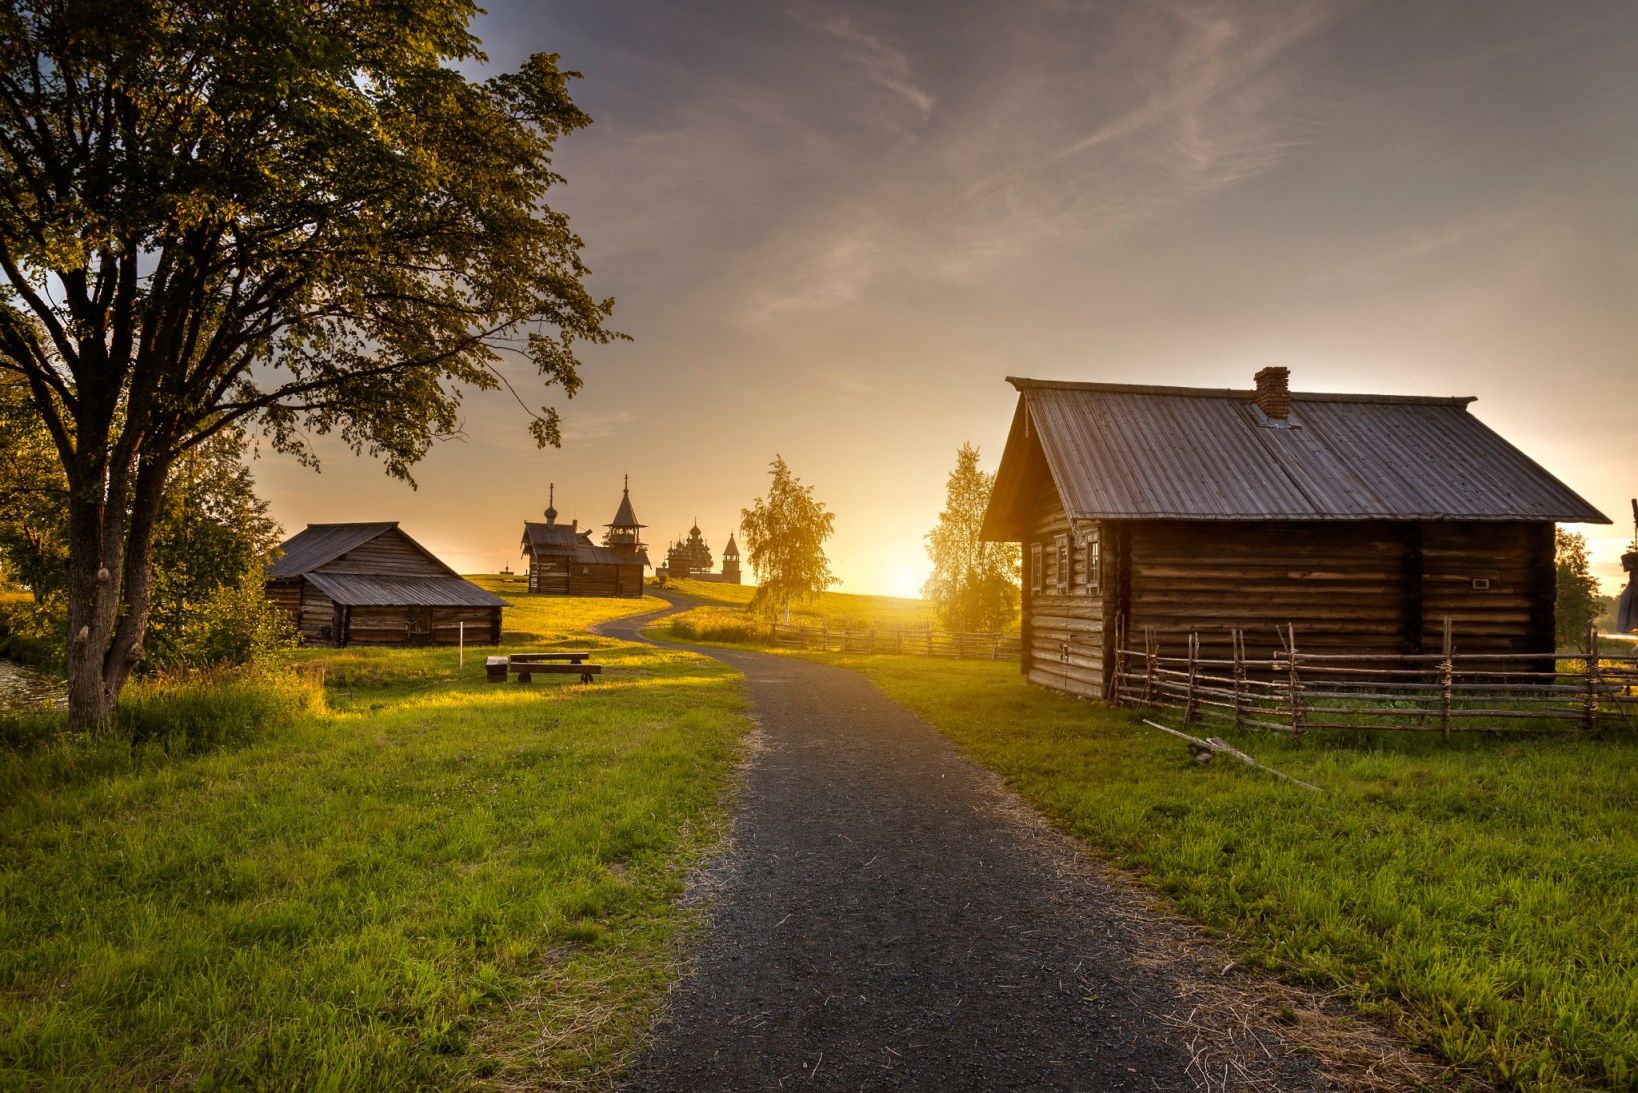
[0,581,749,1088]
[816,654,1636,1091]
[662,577,939,630]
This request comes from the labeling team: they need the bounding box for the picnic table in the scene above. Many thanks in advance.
[486,652,602,684]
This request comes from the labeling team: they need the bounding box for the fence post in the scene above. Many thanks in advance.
[1584,621,1601,735]
[1142,629,1157,707]
[1183,632,1200,728]
[1287,624,1304,740]
[1231,628,1245,731]
[992,633,1000,661]
[1440,617,1454,740]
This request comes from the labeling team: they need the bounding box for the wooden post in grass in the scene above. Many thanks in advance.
[459,621,465,669]
[1440,617,1454,740]
[1143,629,1157,707]
[1584,621,1601,735]
[1183,632,1200,729]
[1287,624,1304,740]
[1231,628,1246,730]
[1112,617,1128,705]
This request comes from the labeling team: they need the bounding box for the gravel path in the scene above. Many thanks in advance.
[598,598,1398,1092]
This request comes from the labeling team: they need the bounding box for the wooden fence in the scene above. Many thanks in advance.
[769,623,1021,661]
[1112,622,1638,737]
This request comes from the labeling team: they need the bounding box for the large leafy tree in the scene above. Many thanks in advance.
[923,443,1018,632]
[1555,528,1601,650]
[0,1,619,726]
[739,456,836,624]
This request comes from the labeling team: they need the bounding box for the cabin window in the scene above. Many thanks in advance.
[1054,534,1070,593]
[1085,529,1102,594]
[1029,543,1043,594]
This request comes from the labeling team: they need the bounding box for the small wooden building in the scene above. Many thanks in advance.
[980,369,1608,700]
[267,522,507,646]
[520,481,649,598]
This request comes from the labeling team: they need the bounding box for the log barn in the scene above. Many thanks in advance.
[980,369,1608,700]
[519,480,649,598]
[267,523,507,646]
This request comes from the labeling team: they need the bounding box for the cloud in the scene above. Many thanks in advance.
[560,410,638,444]
[784,4,936,121]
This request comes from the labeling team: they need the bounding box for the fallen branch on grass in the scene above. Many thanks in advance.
[1141,719,1323,793]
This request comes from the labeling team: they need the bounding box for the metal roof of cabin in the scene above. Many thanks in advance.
[270,522,404,579]
[304,572,509,608]
[521,521,594,551]
[982,377,1607,537]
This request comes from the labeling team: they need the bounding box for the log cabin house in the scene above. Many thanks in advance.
[519,480,650,598]
[267,523,507,646]
[980,369,1609,701]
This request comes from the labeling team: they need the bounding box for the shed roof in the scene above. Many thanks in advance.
[521,521,594,551]
[272,522,408,579]
[982,377,1607,538]
[305,572,509,608]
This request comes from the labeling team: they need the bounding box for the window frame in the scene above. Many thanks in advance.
[1029,542,1043,594]
[1086,528,1102,594]
[1054,533,1070,594]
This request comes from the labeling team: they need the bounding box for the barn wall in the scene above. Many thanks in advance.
[1125,521,1405,663]
[318,528,447,576]
[527,551,645,598]
[1021,479,1105,699]
[1122,519,1556,664]
[266,580,302,630]
[298,582,338,644]
[1419,521,1554,653]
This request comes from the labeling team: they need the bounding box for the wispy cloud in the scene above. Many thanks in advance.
[560,410,638,444]
[785,4,936,121]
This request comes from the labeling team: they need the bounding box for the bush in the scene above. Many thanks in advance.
[0,595,64,670]
[160,575,298,670]
[0,669,324,800]
[668,610,765,645]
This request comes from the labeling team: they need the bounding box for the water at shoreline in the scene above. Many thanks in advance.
[0,659,65,712]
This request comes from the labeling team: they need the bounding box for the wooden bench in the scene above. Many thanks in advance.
[486,654,602,685]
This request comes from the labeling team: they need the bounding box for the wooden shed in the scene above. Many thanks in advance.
[267,523,507,646]
[520,481,649,598]
[980,370,1609,700]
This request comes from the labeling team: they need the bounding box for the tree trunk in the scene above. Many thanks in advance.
[62,453,169,732]
[783,597,790,626]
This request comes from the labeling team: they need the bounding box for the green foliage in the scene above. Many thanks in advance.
[0,1,620,725]
[145,432,286,667]
[163,575,299,671]
[668,610,764,645]
[0,589,748,1087]
[739,456,837,622]
[923,443,1019,632]
[835,655,1638,1090]
[0,375,66,606]
[1555,529,1601,650]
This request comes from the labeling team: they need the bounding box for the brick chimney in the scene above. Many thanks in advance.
[1254,366,1291,420]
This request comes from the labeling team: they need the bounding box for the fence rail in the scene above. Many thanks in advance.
[1113,621,1638,737]
[769,622,1020,661]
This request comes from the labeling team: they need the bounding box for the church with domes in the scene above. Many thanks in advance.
[661,521,741,584]
[519,478,650,598]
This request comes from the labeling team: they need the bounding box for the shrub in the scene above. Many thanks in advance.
[161,575,298,670]
[0,595,64,670]
[0,669,324,800]
[668,611,764,645]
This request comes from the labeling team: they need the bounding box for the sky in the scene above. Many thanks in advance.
[253,0,1638,598]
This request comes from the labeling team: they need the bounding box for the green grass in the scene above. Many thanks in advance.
[662,577,939,630]
[818,654,1637,1091]
[0,580,749,1088]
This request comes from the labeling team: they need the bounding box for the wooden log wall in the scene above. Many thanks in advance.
[528,553,645,598]
[266,580,302,630]
[317,527,448,576]
[1022,479,1105,699]
[297,581,338,644]
[1419,522,1553,653]
[1124,521,1407,664]
[342,605,501,646]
